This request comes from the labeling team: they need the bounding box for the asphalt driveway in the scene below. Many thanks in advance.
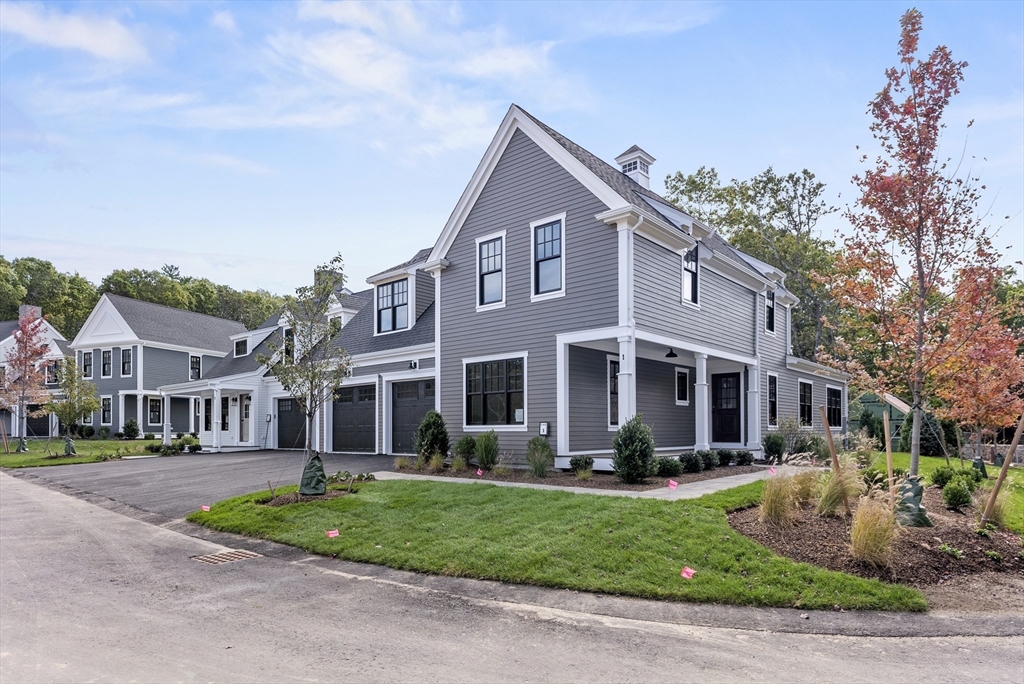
[9,450,392,520]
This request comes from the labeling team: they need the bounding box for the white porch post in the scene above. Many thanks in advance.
[118,394,125,432]
[161,393,171,445]
[212,387,222,452]
[694,353,710,451]
[10,405,19,438]
[746,365,761,449]
[617,334,637,426]
[189,398,195,435]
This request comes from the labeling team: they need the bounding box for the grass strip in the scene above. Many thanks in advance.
[189,479,925,612]
[0,439,162,468]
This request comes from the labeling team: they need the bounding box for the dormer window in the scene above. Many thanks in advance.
[235,339,248,357]
[682,247,699,305]
[284,328,295,361]
[377,279,408,333]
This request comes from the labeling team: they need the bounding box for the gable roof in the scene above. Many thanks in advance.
[202,329,276,379]
[331,300,434,357]
[367,248,432,283]
[104,294,246,353]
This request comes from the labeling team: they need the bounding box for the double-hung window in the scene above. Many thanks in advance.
[221,397,229,431]
[101,350,112,378]
[377,279,408,333]
[121,348,132,376]
[532,216,564,298]
[826,387,843,429]
[608,358,619,428]
[478,237,503,307]
[682,248,699,305]
[765,291,776,333]
[466,358,524,426]
[798,380,813,427]
[82,351,93,379]
[101,397,112,425]
[203,398,212,431]
[675,368,689,405]
[767,374,778,427]
[45,361,59,384]
[190,355,202,381]
[148,398,161,426]
[284,328,295,361]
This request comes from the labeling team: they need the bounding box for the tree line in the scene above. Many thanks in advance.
[0,257,284,338]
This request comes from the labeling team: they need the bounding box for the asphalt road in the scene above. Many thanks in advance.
[2,469,1023,682]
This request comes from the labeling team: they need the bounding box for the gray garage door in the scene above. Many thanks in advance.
[26,405,52,437]
[332,385,376,453]
[392,380,434,455]
[277,398,307,450]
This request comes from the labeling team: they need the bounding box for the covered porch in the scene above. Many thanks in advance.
[157,376,265,451]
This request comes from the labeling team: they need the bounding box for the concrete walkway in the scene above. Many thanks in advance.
[372,468,769,500]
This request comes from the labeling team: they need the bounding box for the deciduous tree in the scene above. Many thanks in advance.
[0,311,51,451]
[45,356,101,440]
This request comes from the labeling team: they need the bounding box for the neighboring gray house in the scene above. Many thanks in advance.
[69,294,245,436]
[0,305,69,438]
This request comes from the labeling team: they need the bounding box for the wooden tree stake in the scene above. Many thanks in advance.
[982,413,1024,526]
[883,410,895,506]
[819,405,850,516]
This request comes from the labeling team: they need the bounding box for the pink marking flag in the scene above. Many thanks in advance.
[668,480,678,490]
[680,566,696,579]
[769,467,776,475]
[201,505,210,512]
[476,468,483,476]
[326,530,339,538]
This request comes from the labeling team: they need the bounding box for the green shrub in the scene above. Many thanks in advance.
[81,425,95,439]
[114,432,124,439]
[414,410,450,458]
[898,412,948,457]
[611,414,656,484]
[716,449,735,467]
[858,409,884,443]
[526,437,554,478]
[939,543,963,559]
[569,454,594,474]
[942,479,972,511]
[763,433,785,463]
[656,455,683,477]
[957,466,983,489]
[679,451,704,473]
[98,426,110,440]
[575,468,593,481]
[985,550,1003,562]
[454,435,476,460]
[144,443,161,453]
[697,449,717,471]
[930,465,957,489]
[795,434,830,462]
[159,443,181,456]
[476,430,499,470]
[122,418,140,440]
[735,450,754,466]
[176,432,184,440]
[143,433,155,441]
[759,475,797,528]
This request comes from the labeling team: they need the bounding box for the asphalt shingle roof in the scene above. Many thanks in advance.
[334,300,434,357]
[0,320,20,342]
[202,329,276,379]
[105,294,246,354]
[367,248,432,282]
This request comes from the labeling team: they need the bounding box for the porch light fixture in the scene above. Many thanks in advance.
[665,348,678,359]
[409,361,417,369]
[231,397,238,404]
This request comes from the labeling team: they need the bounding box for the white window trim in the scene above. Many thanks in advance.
[766,372,779,429]
[190,355,202,381]
[607,354,619,431]
[674,367,690,406]
[680,251,700,309]
[529,212,567,303]
[825,384,844,431]
[100,348,113,378]
[234,339,248,358]
[82,351,93,380]
[374,277,412,337]
[798,379,813,429]
[461,350,528,432]
[100,396,112,426]
[119,347,132,378]
[764,291,777,334]
[148,397,163,427]
[475,230,507,313]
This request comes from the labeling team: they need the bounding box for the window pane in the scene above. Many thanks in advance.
[379,310,393,332]
[537,257,561,293]
[484,361,505,392]
[424,380,435,398]
[394,304,408,330]
[359,386,376,402]
[485,393,506,424]
[467,364,481,394]
[468,395,483,425]
[481,272,502,304]
[509,392,524,424]
[676,372,688,402]
[507,359,523,391]
[336,388,354,403]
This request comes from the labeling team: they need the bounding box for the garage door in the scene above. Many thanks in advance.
[277,398,307,449]
[332,385,376,453]
[392,379,434,455]
[26,405,52,437]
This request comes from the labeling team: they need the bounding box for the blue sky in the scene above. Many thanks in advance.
[1,1,1021,294]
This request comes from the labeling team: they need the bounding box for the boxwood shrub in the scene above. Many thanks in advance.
[697,449,717,471]
[679,451,703,473]
[611,414,656,484]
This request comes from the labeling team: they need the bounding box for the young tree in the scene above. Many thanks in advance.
[836,9,1004,476]
[0,311,52,452]
[45,356,101,449]
[257,254,352,491]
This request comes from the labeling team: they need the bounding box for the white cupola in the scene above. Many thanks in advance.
[614,145,655,189]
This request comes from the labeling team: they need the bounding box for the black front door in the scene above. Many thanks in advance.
[711,373,741,443]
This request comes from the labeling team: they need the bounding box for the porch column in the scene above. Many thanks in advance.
[189,398,195,435]
[161,392,171,445]
[694,353,710,451]
[617,334,637,426]
[746,364,761,449]
[212,387,222,452]
[118,394,125,432]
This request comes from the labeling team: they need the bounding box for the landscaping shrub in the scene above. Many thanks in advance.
[569,454,594,474]
[114,432,124,440]
[796,434,830,463]
[476,430,499,470]
[815,463,863,517]
[942,479,972,511]
[850,494,898,567]
[414,411,450,459]
[929,465,957,489]
[656,455,683,477]
[143,433,154,441]
[763,433,785,463]
[679,451,704,473]
[792,470,817,504]
[526,437,554,478]
[81,425,95,439]
[734,450,754,466]
[428,452,445,473]
[575,467,593,480]
[394,456,411,470]
[697,449,717,471]
[858,409,884,443]
[957,466,984,489]
[144,443,161,453]
[98,427,110,440]
[176,433,184,440]
[716,449,735,467]
[451,455,467,473]
[759,474,797,528]
[122,418,140,440]
[414,454,427,471]
[159,443,182,456]
[611,414,656,484]
[898,411,947,457]
[454,435,476,460]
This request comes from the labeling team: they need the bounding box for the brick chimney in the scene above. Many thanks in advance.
[18,305,41,323]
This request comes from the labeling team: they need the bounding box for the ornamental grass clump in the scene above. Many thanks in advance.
[450,455,467,473]
[526,436,553,478]
[815,463,864,517]
[394,456,411,470]
[850,494,898,567]
[791,470,817,504]
[612,415,656,484]
[475,430,499,470]
[570,454,594,480]
[428,452,445,473]
[758,474,797,528]
[679,451,703,473]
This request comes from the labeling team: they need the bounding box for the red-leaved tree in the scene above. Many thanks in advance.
[0,311,51,451]
[836,9,1006,476]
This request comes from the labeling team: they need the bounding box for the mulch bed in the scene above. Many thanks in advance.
[263,488,352,507]
[729,484,1024,589]
[395,464,765,492]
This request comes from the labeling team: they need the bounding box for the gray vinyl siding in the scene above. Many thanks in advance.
[79,346,138,429]
[170,397,190,433]
[418,357,435,370]
[438,129,619,462]
[634,236,756,357]
[124,395,138,424]
[636,357,695,449]
[143,396,164,430]
[415,270,434,321]
[568,346,613,451]
[202,355,220,377]
[143,347,189,389]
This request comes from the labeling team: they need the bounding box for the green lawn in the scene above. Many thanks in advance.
[0,438,161,468]
[188,479,926,612]
[870,451,1024,533]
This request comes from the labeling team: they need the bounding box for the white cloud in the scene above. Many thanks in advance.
[0,2,148,62]
[191,152,274,175]
[211,10,239,35]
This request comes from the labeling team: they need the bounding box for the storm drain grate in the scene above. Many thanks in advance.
[192,549,262,565]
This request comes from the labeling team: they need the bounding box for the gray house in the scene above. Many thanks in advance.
[69,294,245,436]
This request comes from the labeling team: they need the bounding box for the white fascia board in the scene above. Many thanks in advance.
[70,295,139,350]
[703,254,771,292]
[774,288,800,307]
[429,105,630,264]
[786,355,850,382]
[141,340,231,357]
[635,329,757,366]
[597,206,695,254]
[366,262,424,286]
[157,370,266,394]
[350,344,435,367]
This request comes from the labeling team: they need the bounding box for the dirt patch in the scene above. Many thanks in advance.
[263,488,352,507]
[395,464,765,492]
[923,572,1024,614]
[729,485,1024,590]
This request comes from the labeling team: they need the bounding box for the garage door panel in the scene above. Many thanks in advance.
[333,385,375,453]
[392,380,434,455]
[277,398,306,449]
